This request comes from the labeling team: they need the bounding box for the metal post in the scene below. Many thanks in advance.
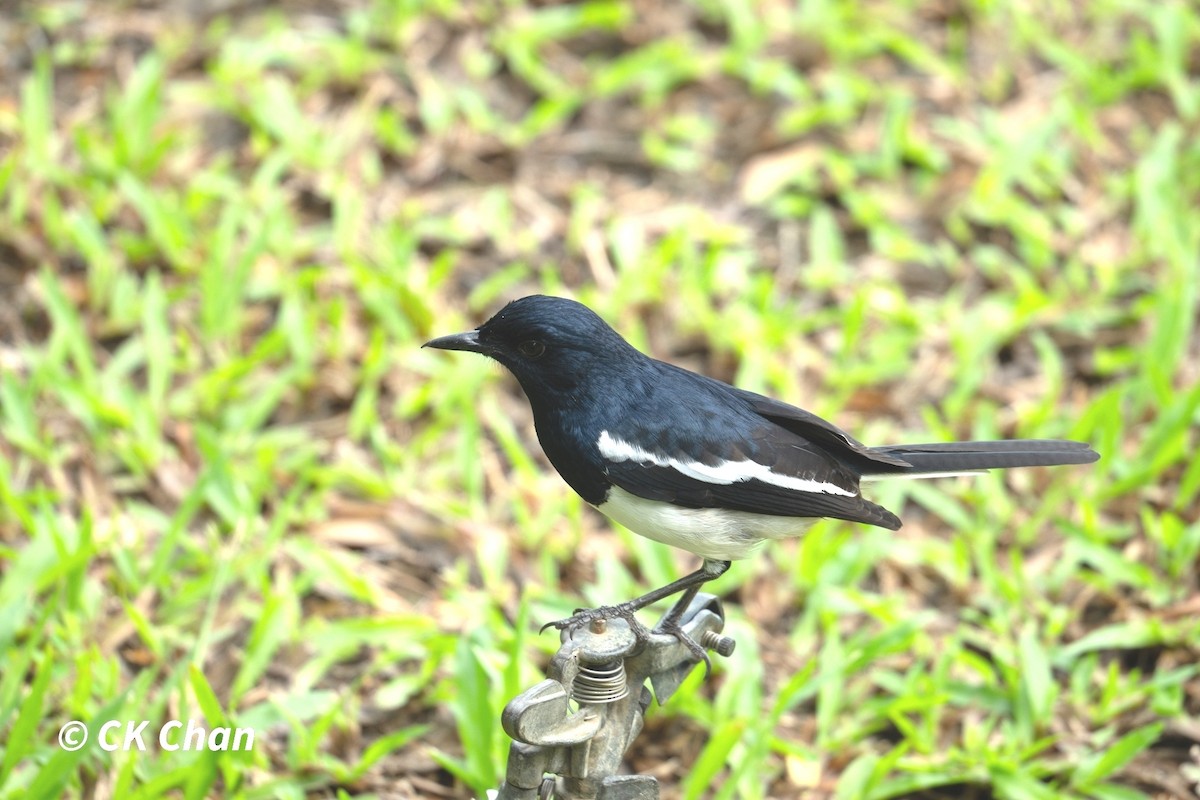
[493,593,736,800]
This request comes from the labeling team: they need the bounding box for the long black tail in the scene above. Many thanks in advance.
[863,439,1099,477]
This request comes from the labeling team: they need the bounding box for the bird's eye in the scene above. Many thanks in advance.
[518,339,546,359]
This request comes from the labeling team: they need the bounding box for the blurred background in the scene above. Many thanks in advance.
[0,0,1198,798]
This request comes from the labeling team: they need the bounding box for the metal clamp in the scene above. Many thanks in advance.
[494,593,735,800]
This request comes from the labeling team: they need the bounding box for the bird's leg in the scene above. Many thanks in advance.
[542,559,731,662]
[652,560,730,674]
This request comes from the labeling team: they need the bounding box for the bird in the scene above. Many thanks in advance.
[424,295,1099,661]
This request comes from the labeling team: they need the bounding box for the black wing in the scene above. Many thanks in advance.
[600,413,903,530]
[734,389,914,471]
[605,460,903,529]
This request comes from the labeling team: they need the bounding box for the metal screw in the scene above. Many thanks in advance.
[701,631,736,657]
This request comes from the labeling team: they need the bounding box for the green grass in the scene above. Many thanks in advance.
[0,0,1198,798]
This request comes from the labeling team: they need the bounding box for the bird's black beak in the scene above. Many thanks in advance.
[422,329,486,354]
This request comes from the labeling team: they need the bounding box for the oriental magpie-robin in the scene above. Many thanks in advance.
[425,295,1098,660]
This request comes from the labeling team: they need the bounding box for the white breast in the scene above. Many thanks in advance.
[595,486,815,562]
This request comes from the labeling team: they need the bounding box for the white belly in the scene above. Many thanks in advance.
[595,486,815,561]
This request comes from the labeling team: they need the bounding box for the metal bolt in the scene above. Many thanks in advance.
[701,631,736,657]
[589,618,607,634]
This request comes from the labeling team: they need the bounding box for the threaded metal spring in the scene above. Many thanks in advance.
[571,661,628,704]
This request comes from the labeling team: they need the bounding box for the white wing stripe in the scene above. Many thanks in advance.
[598,430,854,497]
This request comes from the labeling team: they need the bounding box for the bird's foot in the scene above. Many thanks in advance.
[656,615,712,676]
[540,603,653,645]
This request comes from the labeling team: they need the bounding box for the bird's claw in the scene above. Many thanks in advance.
[540,603,653,644]
[541,603,716,675]
[656,616,713,676]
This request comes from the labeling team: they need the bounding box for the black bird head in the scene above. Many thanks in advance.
[423,295,638,407]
